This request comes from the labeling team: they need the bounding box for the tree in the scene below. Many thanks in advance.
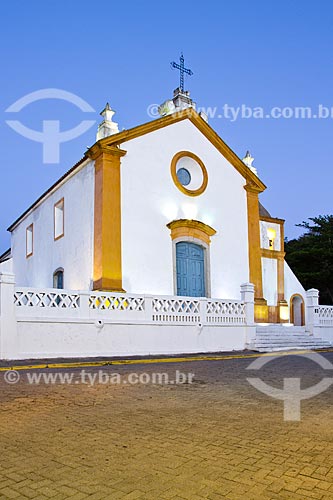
[285,215,333,305]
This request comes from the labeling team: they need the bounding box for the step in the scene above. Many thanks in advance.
[256,326,306,333]
[255,343,331,349]
[255,345,329,348]
[255,337,330,344]
[255,335,327,339]
[253,323,332,352]
[254,338,330,344]
[256,323,304,327]
[255,341,321,345]
[256,333,313,340]
[255,340,329,344]
[255,346,330,352]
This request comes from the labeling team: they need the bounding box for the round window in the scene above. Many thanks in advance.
[176,168,191,186]
[171,151,208,196]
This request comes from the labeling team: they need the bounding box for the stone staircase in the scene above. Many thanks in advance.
[253,324,332,352]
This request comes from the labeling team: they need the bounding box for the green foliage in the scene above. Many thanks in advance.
[285,215,333,305]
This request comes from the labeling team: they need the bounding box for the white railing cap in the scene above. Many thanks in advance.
[0,272,15,284]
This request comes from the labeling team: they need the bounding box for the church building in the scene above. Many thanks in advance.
[0,83,306,327]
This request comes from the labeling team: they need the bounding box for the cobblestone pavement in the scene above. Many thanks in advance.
[1,351,333,499]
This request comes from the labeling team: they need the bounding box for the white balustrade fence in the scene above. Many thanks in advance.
[13,288,248,326]
[14,290,80,309]
[305,289,333,342]
[89,294,145,312]
[317,306,333,327]
[0,275,257,360]
[206,300,245,324]
[152,297,201,324]
[11,285,333,329]
[5,277,333,361]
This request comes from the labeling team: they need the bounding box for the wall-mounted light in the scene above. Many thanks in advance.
[267,228,276,250]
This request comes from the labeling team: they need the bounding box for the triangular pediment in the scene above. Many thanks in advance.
[93,108,266,193]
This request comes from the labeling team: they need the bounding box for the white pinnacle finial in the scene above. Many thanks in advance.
[96,102,119,141]
[101,102,115,122]
[242,150,257,176]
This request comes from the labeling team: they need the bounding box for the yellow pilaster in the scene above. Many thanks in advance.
[87,143,127,292]
[245,184,268,322]
[277,255,288,322]
[277,221,288,322]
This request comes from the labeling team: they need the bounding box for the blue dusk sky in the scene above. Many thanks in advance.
[1,0,332,254]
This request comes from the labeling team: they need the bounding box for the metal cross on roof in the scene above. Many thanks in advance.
[170,53,193,92]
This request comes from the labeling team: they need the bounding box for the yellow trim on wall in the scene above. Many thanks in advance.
[260,215,285,225]
[245,185,263,296]
[89,108,266,193]
[261,249,285,259]
[277,256,286,303]
[170,151,208,197]
[167,219,216,245]
[244,184,268,322]
[87,143,127,292]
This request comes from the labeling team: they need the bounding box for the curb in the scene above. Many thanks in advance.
[1,348,333,372]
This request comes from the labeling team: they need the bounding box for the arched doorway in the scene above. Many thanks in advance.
[167,219,216,298]
[176,242,205,297]
[290,294,305,326]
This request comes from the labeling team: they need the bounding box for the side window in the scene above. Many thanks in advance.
[54,198,64,240]
[53,269,64,289]
[26,224,33,258]
[267,228,276,250]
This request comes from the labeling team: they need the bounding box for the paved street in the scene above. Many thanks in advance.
[1,351,333,499]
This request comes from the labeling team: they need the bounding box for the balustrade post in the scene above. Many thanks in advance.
[240,283,255,326]
[145,295,154,323]
[0,272,17,359]
[79,291,90,319]
[241,282,255,349]
[200,298,207,326]
[306,288,320,336]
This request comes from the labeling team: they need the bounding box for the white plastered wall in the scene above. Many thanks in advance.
[262,257,278,306]
[120,119,250,299]
[11,322,249,360]
[0,259,13,273]
[10,161,95,290]
[284,262,305,301]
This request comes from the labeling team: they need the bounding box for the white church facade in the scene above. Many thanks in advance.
[1,96,305,324]
[0,87,332,359]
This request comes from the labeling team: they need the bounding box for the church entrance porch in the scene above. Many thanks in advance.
[176,242,205,297]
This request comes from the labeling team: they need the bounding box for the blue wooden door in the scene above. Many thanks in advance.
[176,242,205,297]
